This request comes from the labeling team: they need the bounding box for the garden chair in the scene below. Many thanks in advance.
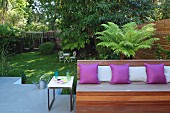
[58,51,64,62]
[63,53,70,63]
[70,51,76,62]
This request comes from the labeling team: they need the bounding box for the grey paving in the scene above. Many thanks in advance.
[0,77,20,85]
[0,77,76,113]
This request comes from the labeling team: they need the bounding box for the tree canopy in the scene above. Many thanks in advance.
[0,0,169,51]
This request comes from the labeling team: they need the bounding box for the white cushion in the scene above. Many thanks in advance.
[164,66,170,83]
[98,66,170,82]
[98,66,112,81]
[98,66,147,82]
[129,67,146,82]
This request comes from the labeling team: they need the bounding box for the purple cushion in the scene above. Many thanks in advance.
[78,63,100,84]
[110,64,130,84]
[144,63,167,84]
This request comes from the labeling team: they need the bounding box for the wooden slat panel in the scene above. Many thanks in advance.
[76,92,170,96]
[76,101,170,106]
[77,60,170,66]
[136,19,170,59]
[77,96,170,101]
[77,105,170,113]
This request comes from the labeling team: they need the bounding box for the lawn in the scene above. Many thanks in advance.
[10,52,77,84]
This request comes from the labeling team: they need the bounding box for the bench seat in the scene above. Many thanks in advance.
[76,60,170,113]
[77,81,170,92]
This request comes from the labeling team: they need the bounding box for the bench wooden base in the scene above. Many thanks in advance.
[76,60,170,113]
[76,91,170,113]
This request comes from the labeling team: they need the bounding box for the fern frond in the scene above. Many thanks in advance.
[141,23,155,32]
[135,45,151,51]
[139,38,159,46]
[97,23,123,43]
[124,30,139,42]
[107,22,120,30]
[122,22,137,32]
[119,41,134,48]
[101,24,109,29]
[96,31,116,42]
[97,42,118,48]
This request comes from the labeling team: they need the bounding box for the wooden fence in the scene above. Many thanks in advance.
[23,31,61,51]
[136,19,170,59]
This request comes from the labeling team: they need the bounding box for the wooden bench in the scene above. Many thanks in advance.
[76,60,170,113]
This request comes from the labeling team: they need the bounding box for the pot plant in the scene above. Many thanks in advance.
[32,74,50,89]
[96,22,159,59]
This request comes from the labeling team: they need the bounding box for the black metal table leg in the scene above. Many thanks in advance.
[48,88,50,110]
[48,88,55,111]
[70,88,73,111]
[53,88,55,99]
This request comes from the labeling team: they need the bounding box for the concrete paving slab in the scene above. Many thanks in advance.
[0,77,21,85]
[0,77,76,113]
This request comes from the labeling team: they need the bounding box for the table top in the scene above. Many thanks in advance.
[48,76,74,88]
[63,53,70,56]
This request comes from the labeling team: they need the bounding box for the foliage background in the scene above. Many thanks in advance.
[0,0,170,57]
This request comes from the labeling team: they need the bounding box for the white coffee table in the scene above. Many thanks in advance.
[47,76,74,111]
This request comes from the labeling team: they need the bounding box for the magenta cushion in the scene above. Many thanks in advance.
[110,64,130,84]
[144,63,167,84]
[78,63,100,84]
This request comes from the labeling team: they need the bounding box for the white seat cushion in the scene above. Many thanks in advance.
[129,67,146,82]
[98,66,147,82]
[98,66,112,81]
[164,66,170,82]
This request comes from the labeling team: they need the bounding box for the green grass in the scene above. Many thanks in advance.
[10,52,77,84]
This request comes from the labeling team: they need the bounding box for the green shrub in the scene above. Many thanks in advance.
[39,42,55,55]
[96,46,120,60]
[1,69,27,84]
[9,69,27,83]
[0,24,21,54]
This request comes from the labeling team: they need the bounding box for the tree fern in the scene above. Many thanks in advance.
[96,22,159,58]
[122,22,138,32]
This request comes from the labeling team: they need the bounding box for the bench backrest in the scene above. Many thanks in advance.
[77,60,170,82]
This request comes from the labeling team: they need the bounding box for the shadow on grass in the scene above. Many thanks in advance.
[10,52,77,84]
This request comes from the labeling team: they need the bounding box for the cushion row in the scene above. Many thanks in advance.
[79,63,169,84]
[98,66,147,82]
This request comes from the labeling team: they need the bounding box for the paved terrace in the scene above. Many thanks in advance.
[0,77,76,113]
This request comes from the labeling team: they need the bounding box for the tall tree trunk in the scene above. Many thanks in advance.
[1,0,8,25]
[1,9,5,24]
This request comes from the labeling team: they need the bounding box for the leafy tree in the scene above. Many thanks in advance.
[0,0,28,28]
[0,0,12,24]
[0,24,21,53]
[151,0,170,20]
[96,22,159,59]
[58,0,156,51]
[25,22,48,31]
[28,0,61,30]
[162,0,170,19]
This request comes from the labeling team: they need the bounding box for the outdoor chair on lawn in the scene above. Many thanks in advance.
[63,53,70,63]
[58,51,64,62]
[70,51,76,62]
